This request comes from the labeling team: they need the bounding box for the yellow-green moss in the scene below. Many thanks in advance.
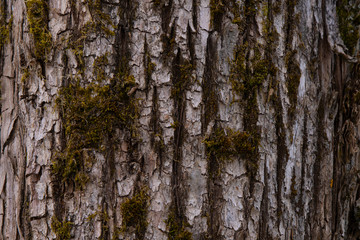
[210,0,225,27]
[171,61,194,101]
[87,208,110,239]
[210,0,244,29]
[161,29,176,59]
[21,67,30,84]
[87,0,116,36]
[230,43,276,99]
[26,0,52,61]
[51,217,73,240]
[152,0,162,6]
[166,207,193,240]
[204,128,259,166]
[336,0,360,54]
[0,2,12,50]
[64,0,115,73]
[52,55,138,188]
[229,40,276,176]
[121,188,149,239]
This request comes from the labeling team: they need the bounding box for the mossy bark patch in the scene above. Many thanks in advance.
[53,55,138,189]
[120,188,149,239]
[336,0,360,54]
[0,1,11,50]
[204,128,259,167]
[26,0,52,61]
[51,217,73,240]
[166,207,193,240]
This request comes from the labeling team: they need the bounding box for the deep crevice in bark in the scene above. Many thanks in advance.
[202,33,221,240]
[274,88,288,225]
[168,50,192,238]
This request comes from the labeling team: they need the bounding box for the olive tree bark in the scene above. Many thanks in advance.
[0,0,359,239]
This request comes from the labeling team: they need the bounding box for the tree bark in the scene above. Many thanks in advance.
[0,0,359,239]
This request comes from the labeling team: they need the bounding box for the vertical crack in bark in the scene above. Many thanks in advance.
[192,0,197,30]
[17,115,27,240]
[332,54,343,237]
[274,89,288,225]
[300,112,307,220]
[259,156,269,239]
[201,34,218,134]
[206,142,223,240]
[284,0,301,126]
[202,33,221,239]
[311,96,325,239]
[150,86,164,174]
[171,50,187,228]
[332,57,360,238]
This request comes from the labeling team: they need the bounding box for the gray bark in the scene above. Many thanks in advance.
[0,0,359,239]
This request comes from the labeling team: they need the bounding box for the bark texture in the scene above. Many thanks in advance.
[0,0,360,239]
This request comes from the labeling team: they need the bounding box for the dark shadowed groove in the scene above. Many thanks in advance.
[299,112,307,222]
[187,24,196,66]
[311,96,325,239]
[274,90,288,225]
[150,86,164,174]
[258,1,277,237]
[202,33,222,239]
[331,56,341,238]
[201,34,218,134]
[284,0,300,125]
[161,0,173,33]
[206,145,224,240]
[169,50,191,237]
[258,156,269,239]
[333,58,360,239]
[144,36,151,92]
[192,0,197,30]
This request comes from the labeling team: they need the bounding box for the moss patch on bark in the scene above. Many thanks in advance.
[336,0,360,54]
[51,217,73,240]
[26,0,52,61]
[52,55,138,189]
[120,188,149,239]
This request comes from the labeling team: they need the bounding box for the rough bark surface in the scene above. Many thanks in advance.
[0,0,359,239]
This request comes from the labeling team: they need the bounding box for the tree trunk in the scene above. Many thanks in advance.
[0,0,359,239]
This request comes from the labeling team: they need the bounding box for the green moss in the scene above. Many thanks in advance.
[336,0,360,54]
[111,228,121,240]
[0,2,12,50]
[51,216,73,240]
[171,61,194,101]
[21,67,30,84]
[87,0,116,37]
[166,207,193,240]
[152,0,162,6]
[121,188,149,239]
[86,208,110,239]
[210,0,225,27]
[204,128,259,168]
[229,40,276,176]
[210,0,243,29]
[52,55,138,188]
[26,0,52,61]
[64,0,116,73]
[161,30,176,58]
[230,43,276,99]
